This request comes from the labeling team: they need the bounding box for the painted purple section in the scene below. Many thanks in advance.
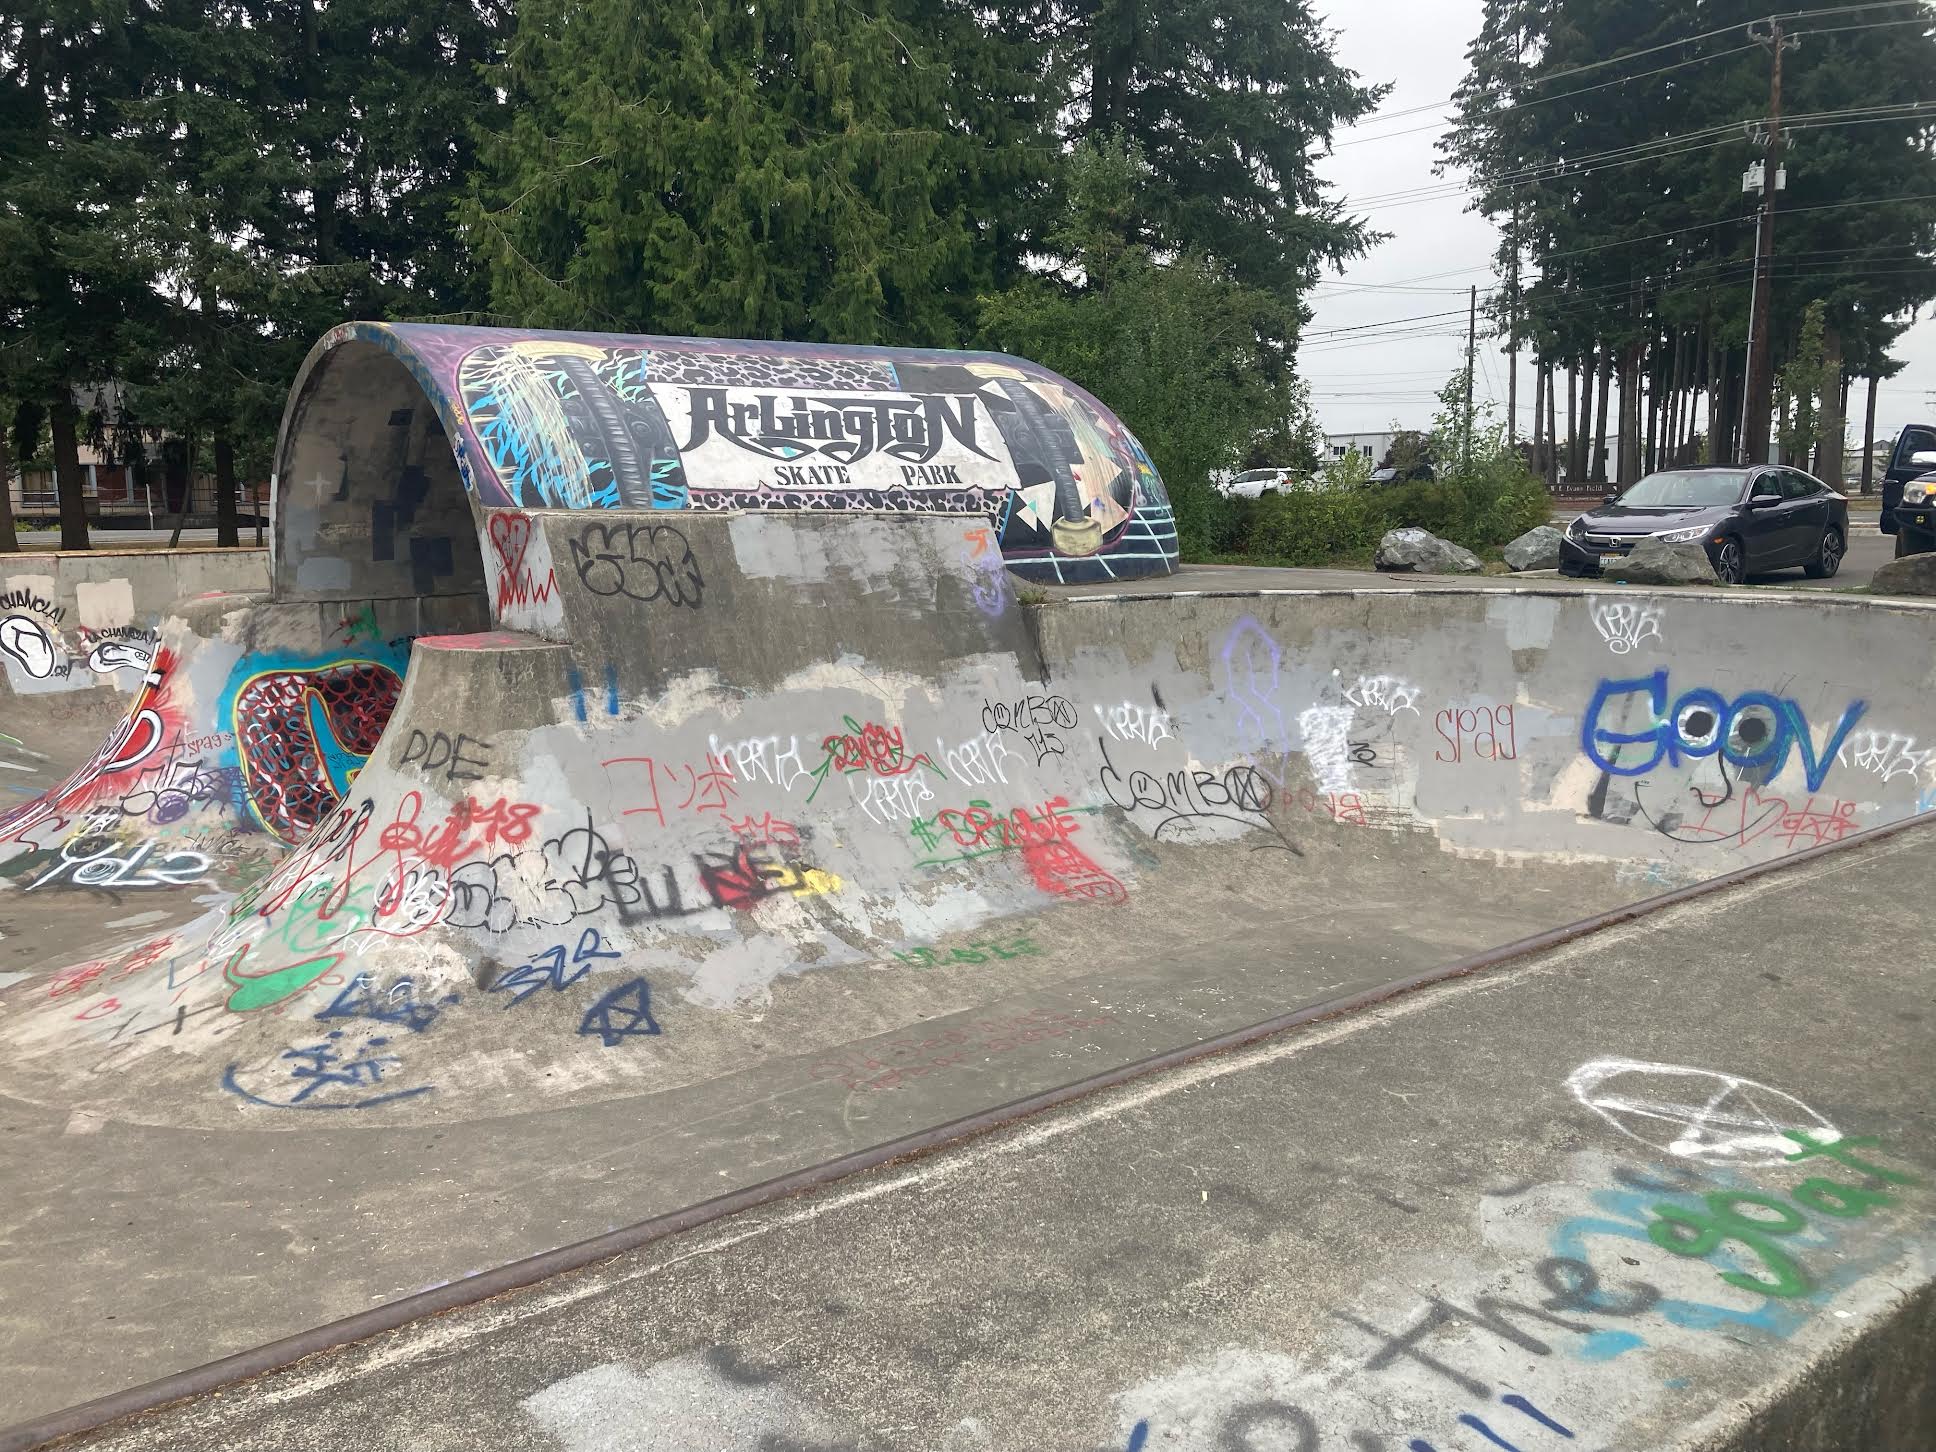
[300,323,1178,585]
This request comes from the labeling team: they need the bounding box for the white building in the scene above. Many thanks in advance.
[1323,430,1399,463]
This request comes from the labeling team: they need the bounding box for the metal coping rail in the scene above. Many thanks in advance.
[5,807,1932,1452]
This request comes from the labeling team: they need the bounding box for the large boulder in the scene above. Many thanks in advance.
[1605,536,1719,586]
[1503,524,1564,571]
[1374,527,1481,574]
[1870,551,1936,597]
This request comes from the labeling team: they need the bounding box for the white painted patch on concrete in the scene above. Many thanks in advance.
[0,970,29,991]
[521,1353,837,1452]
[1565,1057,1840,1165]
[1488,593,1560,650]
[74,577,136,630]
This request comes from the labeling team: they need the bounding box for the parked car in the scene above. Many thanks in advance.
[1895,452,1936,556]
[1879,424,1936,552]
[1367,461,1435,486]
[1558,464,1848,584]
[1221,467,1297,499]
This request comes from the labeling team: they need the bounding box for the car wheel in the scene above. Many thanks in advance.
[1714,536,1746,585]
[1804,526,1844,579]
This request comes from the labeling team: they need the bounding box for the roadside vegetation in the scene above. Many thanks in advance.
[1201,370,1550,568]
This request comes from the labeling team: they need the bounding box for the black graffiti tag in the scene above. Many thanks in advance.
[569,523,705,608]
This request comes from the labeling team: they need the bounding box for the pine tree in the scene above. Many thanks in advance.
[466,0,1050,346]
[1057,0,1385,357]
[1,1,159,549]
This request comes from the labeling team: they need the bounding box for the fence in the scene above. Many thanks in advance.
[8,465,268,526]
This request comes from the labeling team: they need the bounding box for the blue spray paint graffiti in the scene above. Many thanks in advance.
[221,1030,433,1110]
[489,927,623,1006]
[1580,671,1864,791]
[579,976,661,1045]
[315,974,458,1033]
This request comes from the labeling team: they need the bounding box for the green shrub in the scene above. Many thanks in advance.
[1232,456,1548,566]
[1246,489,1382,563]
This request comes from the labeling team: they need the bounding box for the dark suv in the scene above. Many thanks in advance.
[1880,424,1936,553]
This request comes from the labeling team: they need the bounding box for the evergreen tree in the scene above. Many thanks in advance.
[1055,0,1385,357]
[466,0,1049,345]
[1,1,158,549]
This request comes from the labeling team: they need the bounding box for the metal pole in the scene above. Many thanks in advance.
[1742,17,1791,465]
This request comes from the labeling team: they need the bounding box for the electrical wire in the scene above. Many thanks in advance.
[1342,0,1927,131]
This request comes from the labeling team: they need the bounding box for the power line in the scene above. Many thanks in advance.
[1344,102,1933,211]
[1344,0,1927,127]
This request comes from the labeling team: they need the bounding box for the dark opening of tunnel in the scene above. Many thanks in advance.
[270,340,495,758]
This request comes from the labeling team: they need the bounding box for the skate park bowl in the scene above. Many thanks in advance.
[1,324,1933,1448]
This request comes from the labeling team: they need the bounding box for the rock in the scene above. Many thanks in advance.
[1374,527,1481,574]
[1870,551,1936,596]
[1605,536,1718,586]
[1503,524,1564,571]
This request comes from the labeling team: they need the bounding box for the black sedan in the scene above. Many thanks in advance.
[1558,464,1848,584]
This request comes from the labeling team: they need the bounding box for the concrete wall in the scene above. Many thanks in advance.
[3,511,1932,1133]
[0,547,269,707]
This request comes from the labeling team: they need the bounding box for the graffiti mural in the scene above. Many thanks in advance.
[301,324,1179,585]
[226,658,405,842]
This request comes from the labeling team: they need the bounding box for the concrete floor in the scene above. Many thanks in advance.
[0,827,1636,1426]
[50,822,1936,1452]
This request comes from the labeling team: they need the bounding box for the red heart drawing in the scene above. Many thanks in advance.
[488,512,532,575]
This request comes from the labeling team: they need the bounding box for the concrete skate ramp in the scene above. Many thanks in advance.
[3,324,1935,1425]
[0,549,270,806]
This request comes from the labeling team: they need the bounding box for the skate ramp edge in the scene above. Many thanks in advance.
[0,549,271,795]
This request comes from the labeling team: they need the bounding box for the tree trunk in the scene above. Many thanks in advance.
[1618,340,1643,486]
[1592,355,1612,483]
[1817,323,1844,487]
[214,435,240,546]
[1860,371,1880,495]
[50,398,89,551]
[1566,364,1579,483]
[1643,346,1659,476]
[1531,363,1545,477]
[1545,364,1559,489]
[0,412,17,552]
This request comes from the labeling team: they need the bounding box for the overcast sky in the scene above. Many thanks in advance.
[1305,0,1936,448]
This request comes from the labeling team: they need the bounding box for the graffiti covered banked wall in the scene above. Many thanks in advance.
[306,324,1177,586]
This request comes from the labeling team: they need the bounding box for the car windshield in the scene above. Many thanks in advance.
[1615,470,1746,508]
[1230,470,1278,484]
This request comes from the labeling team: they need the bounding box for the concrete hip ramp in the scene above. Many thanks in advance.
[1,324,1932,1432]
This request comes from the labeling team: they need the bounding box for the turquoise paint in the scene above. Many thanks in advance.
[1577,1328,1644,1361]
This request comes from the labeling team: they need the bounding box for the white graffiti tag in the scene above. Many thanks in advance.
[0,614,59,678]
[937,732,1022,788]
[708,732,812,791]
[1565,1058,1840,1166]
[1838,729,1931,784]
[1093,701,1175,746]
[28,837,211,891]
[1342,674,1420,716]
[85,636,155,673]
[851,770,935,825]
[1590,601,1665,656]
[1297,705,1356,795]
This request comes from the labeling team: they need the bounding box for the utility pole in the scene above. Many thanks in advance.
[1464,283,1477,470]
[1740,17,1798,465]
